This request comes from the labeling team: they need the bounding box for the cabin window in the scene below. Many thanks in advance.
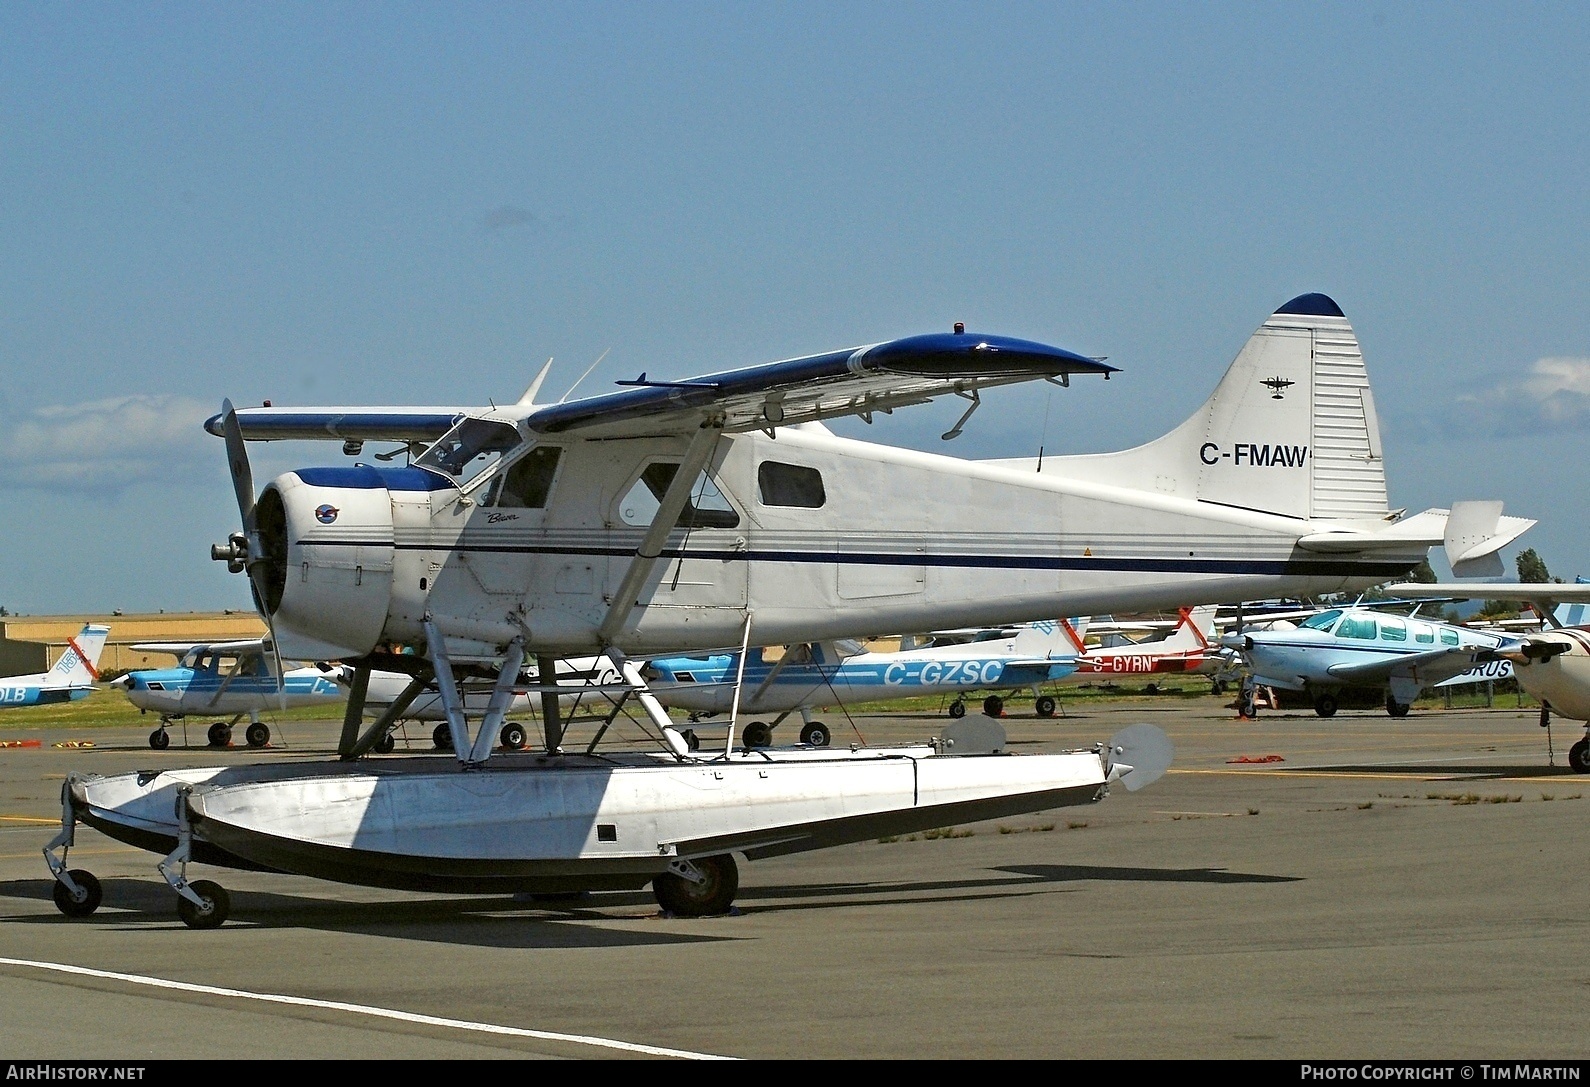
[1413,624,1435,644]
[485,446,562,509]
[619,461,740,529]
[1380,619,1407,642]
[415,419,523,488]
[1299,609,1342,632]
[1440,628,1460,646]
[758,461,826,508]
[1336,616,1377,640]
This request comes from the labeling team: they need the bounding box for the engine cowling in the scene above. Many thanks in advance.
[1511,630,1590,722]
[252,466,400,661]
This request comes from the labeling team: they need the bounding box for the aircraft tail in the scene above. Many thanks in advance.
[1024,293,1389,521]
[47,624,110,687]
[1153,605,1218,652]
[1012,617,1090,658]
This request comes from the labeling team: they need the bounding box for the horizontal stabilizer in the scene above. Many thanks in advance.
[1443,501,1536,578]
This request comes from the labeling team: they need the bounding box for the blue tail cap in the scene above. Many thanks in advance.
[1275,293,1344,318]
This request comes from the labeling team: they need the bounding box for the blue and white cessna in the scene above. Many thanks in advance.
[112,640,344,749]
[0,624,109,708]
[643,618,1090,748]
[44,295,1534,926]
[1222,605,1519,718]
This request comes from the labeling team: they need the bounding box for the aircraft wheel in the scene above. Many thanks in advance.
[1568,738,1590,774]
[499,721,527,750]
[206,722,232,748]
[1210,680,1227,696]
[1035,695,1057,718]
[373,731,396,755]
[432,723,454,751]
[1385,696,1410,718]
[244,723,270,748]
[742,721,773,748]
[982,695,1004,718]
[1314,695,1338,718]
[52,869,102,918]
[947,700,966,719]
[148,729,170,751]
[800,721,831,747]
[653,854,739,918]
[680,728,700,752]
[177,880,230,930]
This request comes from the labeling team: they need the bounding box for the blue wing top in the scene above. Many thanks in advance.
[205,330,1110,443]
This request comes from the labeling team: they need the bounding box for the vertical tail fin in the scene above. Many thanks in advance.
[1013,617,1091,658]
[1030,294,1390,521]
[49,624,110,687]
[1152,605,1219,651]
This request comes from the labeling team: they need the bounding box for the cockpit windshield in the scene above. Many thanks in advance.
[415,419,523,488]
[1298,609,1343,632]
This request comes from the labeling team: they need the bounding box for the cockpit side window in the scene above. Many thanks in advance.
[485,446,563,509]
[618,461,740,529]
[758,461,826,508]
[415,419,523,488]
[1336,616,1377,640]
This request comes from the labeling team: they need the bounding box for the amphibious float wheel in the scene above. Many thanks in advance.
[799,721,831,747]
[244,722,270,748]
[52,869,102,918]
[1568,738,1590,774]
[177,880,230,930]
[982,695,1004,717]
[500,721,527,750]
[1314,694,1338,718]
[653,854,739,918]
[742,721,773,748]
[947,700,966,719]
[433,723,454,751]
[148,729,170,751]
[1385,696,1410,718]
[1035,695,1057,718]
[374,731,396,754]
[206,722,232,747]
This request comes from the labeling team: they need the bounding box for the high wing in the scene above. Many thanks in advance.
[1324,644,1509,688]
[131,639,269,659]
[203,331,1112,443]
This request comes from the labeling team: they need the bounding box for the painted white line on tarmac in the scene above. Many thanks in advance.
[0,957,739,1060]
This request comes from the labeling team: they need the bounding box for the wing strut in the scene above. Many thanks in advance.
[596,419,725,647]
[342,671,432,760]
[335,663,371,756]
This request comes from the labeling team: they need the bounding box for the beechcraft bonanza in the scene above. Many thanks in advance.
[0,624,108,709]
[1383,581,1590,772]
[112,639,345,750]
[48,295,1533,925]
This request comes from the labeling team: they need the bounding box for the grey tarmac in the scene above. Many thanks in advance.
[0,698,1585,1060]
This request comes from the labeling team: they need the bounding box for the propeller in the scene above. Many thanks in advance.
[1104,723,1174,792]
[216,399,289,713]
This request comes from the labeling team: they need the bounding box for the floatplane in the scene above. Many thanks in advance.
[46,295,1528,926]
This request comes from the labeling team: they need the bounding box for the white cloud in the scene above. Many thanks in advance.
[1452,357,1590,436]
[0,395,217,494]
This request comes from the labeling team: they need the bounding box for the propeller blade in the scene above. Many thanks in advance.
[220,399,257,530]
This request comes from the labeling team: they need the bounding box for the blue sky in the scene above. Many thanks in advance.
[2,3,1587,615]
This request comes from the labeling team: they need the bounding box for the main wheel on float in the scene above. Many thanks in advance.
[52,870,102,918]
[653,854,739,917]
[176,880,230,930]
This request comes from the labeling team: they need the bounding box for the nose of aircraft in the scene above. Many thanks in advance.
[1219,632,1253,651]
[108,673,134,691]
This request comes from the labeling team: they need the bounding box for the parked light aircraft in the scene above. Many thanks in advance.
[643,618,1090,746]
[1067,606,1231,687]
[1383,582,1590,771]
[1221,605,1520,717]
[47,295,1532,925]
[0,624,108,708]
[350,654,623,753]
[113,640,345,749]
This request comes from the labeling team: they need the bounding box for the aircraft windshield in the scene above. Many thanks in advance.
[415,419,524,488]
[1298,609,1342,631]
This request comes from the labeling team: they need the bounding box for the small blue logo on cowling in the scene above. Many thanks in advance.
[315,504,340,524]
